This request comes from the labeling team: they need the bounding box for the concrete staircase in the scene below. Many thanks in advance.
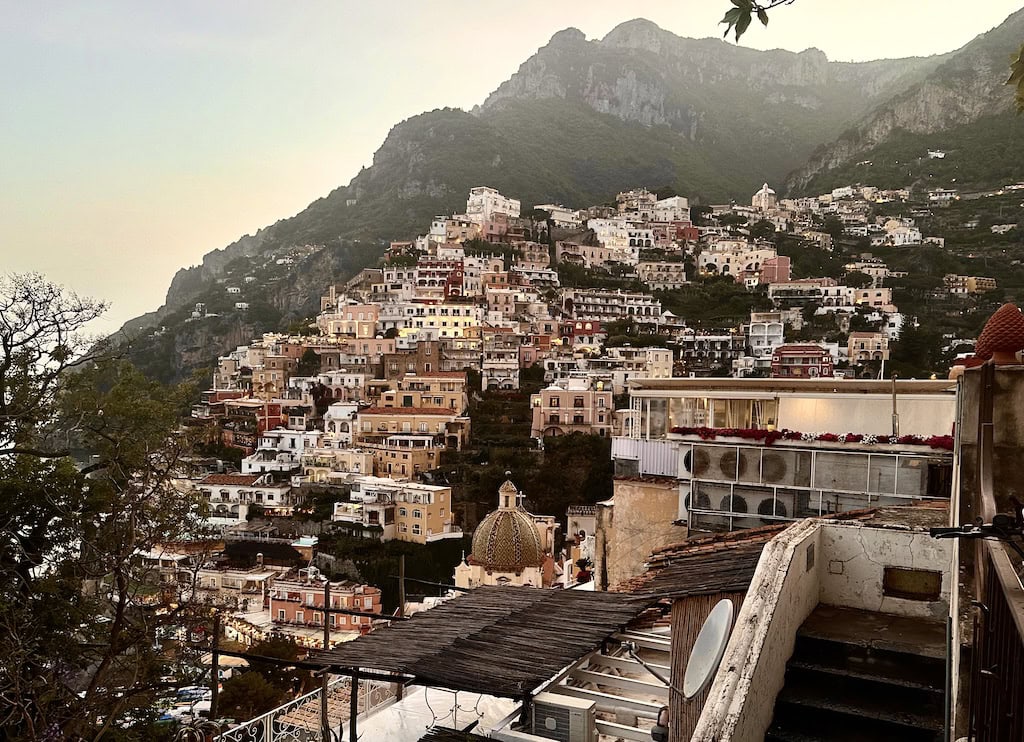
[766,605,946,742]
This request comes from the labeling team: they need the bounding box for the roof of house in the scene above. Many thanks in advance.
[199,474,264,486]
[358,407,460,416]
[627,377,956,395]
[306,586,649,698]
[401,371,467,379]
[613,524,788,597]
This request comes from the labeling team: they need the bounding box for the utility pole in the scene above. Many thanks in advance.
[396,555,406,701]
[349,670,360,742]
[210,612,221,720]
[321,580,331,742]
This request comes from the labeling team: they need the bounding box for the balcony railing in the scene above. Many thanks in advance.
[971,540,1024,740]
[967,362,1024,740]
[215,676,393,741]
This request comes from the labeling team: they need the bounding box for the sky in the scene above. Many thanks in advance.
[3,1,1023,333]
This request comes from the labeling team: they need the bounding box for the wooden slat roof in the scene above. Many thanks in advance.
[614,524,787,598]
[306,586,648,698]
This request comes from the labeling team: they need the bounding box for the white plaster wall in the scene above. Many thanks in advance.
[692,520,822,742]
[818,522,952,620]
[778,395,955,437]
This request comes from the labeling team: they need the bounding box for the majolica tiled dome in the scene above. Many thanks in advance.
[471,479,544,572]
[975,303,1024,362]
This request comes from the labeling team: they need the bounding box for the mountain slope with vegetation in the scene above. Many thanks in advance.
[786,7,1024,192]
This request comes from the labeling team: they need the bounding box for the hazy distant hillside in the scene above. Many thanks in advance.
[787,8,1024,192]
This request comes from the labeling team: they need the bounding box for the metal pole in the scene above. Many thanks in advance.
[210,612,221,720]
[322,581,331,742]
[891,372,899,437]
[349,670,359,741]
[398,555,406,619]
[397,556,406,702]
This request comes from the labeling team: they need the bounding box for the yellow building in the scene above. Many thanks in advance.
[354,406,471,450]
[298,448,374,483]
[379,372,468,413]
[365,434,443,478]
[331,475,461,544]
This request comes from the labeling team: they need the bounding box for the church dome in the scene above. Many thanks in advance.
[470,479,544,572]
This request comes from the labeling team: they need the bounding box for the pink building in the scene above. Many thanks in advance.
[761,256,792,284]
[770,344,835,378]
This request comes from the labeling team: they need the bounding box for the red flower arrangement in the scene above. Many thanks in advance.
[668,427,954,451]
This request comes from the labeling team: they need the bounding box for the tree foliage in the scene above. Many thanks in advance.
[0,274,206,740]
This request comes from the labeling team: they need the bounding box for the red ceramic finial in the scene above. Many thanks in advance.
[975,303,1024,364]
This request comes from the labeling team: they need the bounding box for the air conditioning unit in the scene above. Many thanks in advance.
[530,693,597,742]
[682,447,711,478]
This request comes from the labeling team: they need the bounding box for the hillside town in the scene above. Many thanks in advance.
[104,177,1018,735]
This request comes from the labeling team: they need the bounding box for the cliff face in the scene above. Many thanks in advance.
[478,19,941,146]
[786,9,1024,191]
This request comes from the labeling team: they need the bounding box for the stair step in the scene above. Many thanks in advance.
[768,711,941,742]
[785,659,944,714]
[797,605,946,659]
[787,657,943,693]
[775,681,944,733]
[792,634,945,690]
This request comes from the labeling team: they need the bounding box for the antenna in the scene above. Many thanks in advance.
[683,598,734,699]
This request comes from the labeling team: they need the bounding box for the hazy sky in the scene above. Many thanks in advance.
[3,1,1022,332]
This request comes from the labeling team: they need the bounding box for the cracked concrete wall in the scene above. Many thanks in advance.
[819,522,952,620]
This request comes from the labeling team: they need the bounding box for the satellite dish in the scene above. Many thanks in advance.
[683,599,734,699]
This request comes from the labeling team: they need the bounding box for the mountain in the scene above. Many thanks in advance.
[786,8,1024,193]
[121,14,1024,380]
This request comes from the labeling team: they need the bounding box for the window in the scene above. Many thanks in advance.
[296,611,304,623]
[364,597,373,608]
[399,507,407,516]
[278,609,286,620]
[412,524,421,535]
[574,396,585,408]
[550,397,560,408]
[413,509,422,519]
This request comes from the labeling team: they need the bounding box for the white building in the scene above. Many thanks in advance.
[194,473,294,527]
[746,311,787,370]
[241,429,322,476]
[752,183,778,211]
[465,186,520,225]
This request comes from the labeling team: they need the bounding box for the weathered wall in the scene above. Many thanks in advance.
[818,521,952,620]
[692,520,821,742]
[958,366,1024,520]
[601,477,687,590]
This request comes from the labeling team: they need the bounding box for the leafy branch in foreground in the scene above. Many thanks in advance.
[720,0,793,41]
